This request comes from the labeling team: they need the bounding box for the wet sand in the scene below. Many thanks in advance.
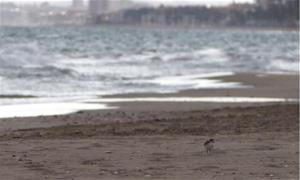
[0,73,298,180]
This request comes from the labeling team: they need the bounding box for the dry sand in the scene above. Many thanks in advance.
[0,73,298,180]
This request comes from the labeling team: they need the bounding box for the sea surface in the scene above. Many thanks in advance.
[0,26,298,117]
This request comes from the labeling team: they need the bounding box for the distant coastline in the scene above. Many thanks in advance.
[85,23,300,32]
[1,23,298,33]
[90,1,299,31]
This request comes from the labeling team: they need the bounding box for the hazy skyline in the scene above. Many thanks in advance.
[2,0,255,6]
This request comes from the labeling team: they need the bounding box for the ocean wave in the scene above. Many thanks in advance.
[0,94,36,98]
[0,27,298,106]
[107,48,229,64]
[33,65,78,77]
[268,59,299,72]
[194,48,226,57]
[0,42,52,68]
[59,58,98,66]
[144,72,246,89]
[0,65,78,79]
[156,48,228,63]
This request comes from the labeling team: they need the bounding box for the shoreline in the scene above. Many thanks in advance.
[104,72,299,98]
[0,72,298,179]
[0,72,298,119]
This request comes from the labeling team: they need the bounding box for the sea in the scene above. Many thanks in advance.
[0,26,298,117]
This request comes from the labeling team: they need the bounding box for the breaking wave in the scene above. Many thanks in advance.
[268,59,299,72]
[0,27,298,101]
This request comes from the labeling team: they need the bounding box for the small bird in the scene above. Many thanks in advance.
[204,139,215,154]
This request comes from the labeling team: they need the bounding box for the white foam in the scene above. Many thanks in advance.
[60,58,98,66]
[149,72,248,89]
[1,97,296,118]
[86,97,297,103]
[194,48,225,56]
[0,102,114,119]
[269,59,299,72]
[161,48,228,62]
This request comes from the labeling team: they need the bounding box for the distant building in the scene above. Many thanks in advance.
[0,2,29,26]
[255,0,292,9]
[108,0,139,12]
[40,2,50,9]
[89,0,109,18]
[72,0,84,11]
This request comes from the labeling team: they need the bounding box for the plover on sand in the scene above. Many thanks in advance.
[204,139,215,154]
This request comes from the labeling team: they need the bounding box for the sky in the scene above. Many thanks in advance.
[4,0,255,6]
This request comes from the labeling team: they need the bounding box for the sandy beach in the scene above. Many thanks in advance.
[0,73,298,180]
